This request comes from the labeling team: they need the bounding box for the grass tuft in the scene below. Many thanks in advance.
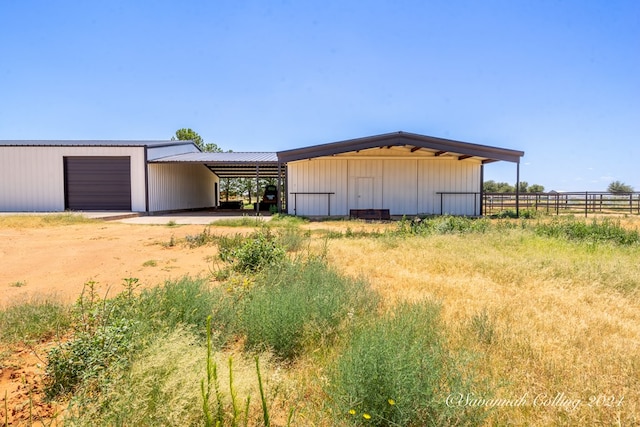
[534,217,640,245]
[328,301,489,426]
[239,259,379,361]
[0,297,71,344]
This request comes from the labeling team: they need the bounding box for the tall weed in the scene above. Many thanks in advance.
[45,277,229,398]
[328,301,489,426]
[239,259,378,360]
[45,281,141,398]
[136,276,226,340]
[534,217,639,245]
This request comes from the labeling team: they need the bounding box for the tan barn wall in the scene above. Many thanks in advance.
[0,146,146,211]
[287,156,481,216]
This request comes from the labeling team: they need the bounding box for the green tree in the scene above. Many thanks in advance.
[518,181,529,193]
[528,184,545,193]
[484,180,545,193]
[483,180,515,193]
[172,128,222,153]
[608,181,634,193]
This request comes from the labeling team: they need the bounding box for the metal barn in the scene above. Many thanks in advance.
[0,132,524,217]
[277,132,524,217]
[0,140,218,212]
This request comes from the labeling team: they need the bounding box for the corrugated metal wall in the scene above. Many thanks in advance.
[0,146,146,211]
[287,157,481,216]
[148,163,218,212]
[287,159,348,216]
[418,160,480,215]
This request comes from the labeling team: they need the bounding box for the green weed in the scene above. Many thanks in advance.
[239,259,378,361]
[328,301,489,426]
[209,217,265,227]
[0,298,71,344]
[534,217,639,245]
[185,226,216,247]
[395,215,491,235]
[9,280,26,287]
[218,228,286,273]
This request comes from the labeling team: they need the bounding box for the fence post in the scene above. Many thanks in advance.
[584,192,588,217]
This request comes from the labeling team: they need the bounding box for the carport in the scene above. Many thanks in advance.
[148,152,287,212]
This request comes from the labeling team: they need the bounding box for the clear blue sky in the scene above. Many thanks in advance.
[1,0,638,191]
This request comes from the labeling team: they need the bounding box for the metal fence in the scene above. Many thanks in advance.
[483,192,640,216]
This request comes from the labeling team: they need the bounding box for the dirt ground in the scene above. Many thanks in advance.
[0,221,232,306]
[0,219,251,425]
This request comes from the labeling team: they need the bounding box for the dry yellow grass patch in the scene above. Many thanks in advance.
[324,229,640,425]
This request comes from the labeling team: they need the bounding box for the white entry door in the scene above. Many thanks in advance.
[356,177,374,209]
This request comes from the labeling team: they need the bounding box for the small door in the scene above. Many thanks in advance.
[356,177,374,209]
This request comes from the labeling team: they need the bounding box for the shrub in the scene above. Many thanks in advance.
[46,317,138,398]
[275,225,309,252]
[45,281,141,398]
[184,226,216,248]
[239,259,378,360]
[136,276,231,342]
[328,301,488,426]
[395,215,490,235]
[218,228,286,273]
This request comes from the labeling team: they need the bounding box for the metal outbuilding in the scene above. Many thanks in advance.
[0,140,218,212]
[0,131,524,217]
[278,131,524,217]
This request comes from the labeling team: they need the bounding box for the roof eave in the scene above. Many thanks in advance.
[277,131,524,163]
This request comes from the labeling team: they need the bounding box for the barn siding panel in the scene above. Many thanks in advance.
[286,159,348,216]
[148,164,218,212]
[382,160,418,215]
[418,159,480,215]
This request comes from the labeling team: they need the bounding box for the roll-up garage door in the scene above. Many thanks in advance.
[64,156,132,210]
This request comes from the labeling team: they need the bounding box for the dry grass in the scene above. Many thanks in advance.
[0,213,99,228]
[3,214,639,425]
[65,328,289,426]
[322,222,640,425]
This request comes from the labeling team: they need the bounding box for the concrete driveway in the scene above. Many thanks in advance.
[114,211,273,225]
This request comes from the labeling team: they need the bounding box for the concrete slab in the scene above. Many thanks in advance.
[0,210,272,225]
[116,212,272,225]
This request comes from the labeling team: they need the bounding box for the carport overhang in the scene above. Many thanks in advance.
[149,152,286,211]
[276,131,525,216]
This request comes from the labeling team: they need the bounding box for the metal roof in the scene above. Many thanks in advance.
[152,152,278,163]
[0,140,195,148]
[276,131,524,163]
[151,151,282,179]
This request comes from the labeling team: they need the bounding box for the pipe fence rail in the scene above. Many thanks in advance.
[483,191,640,217]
